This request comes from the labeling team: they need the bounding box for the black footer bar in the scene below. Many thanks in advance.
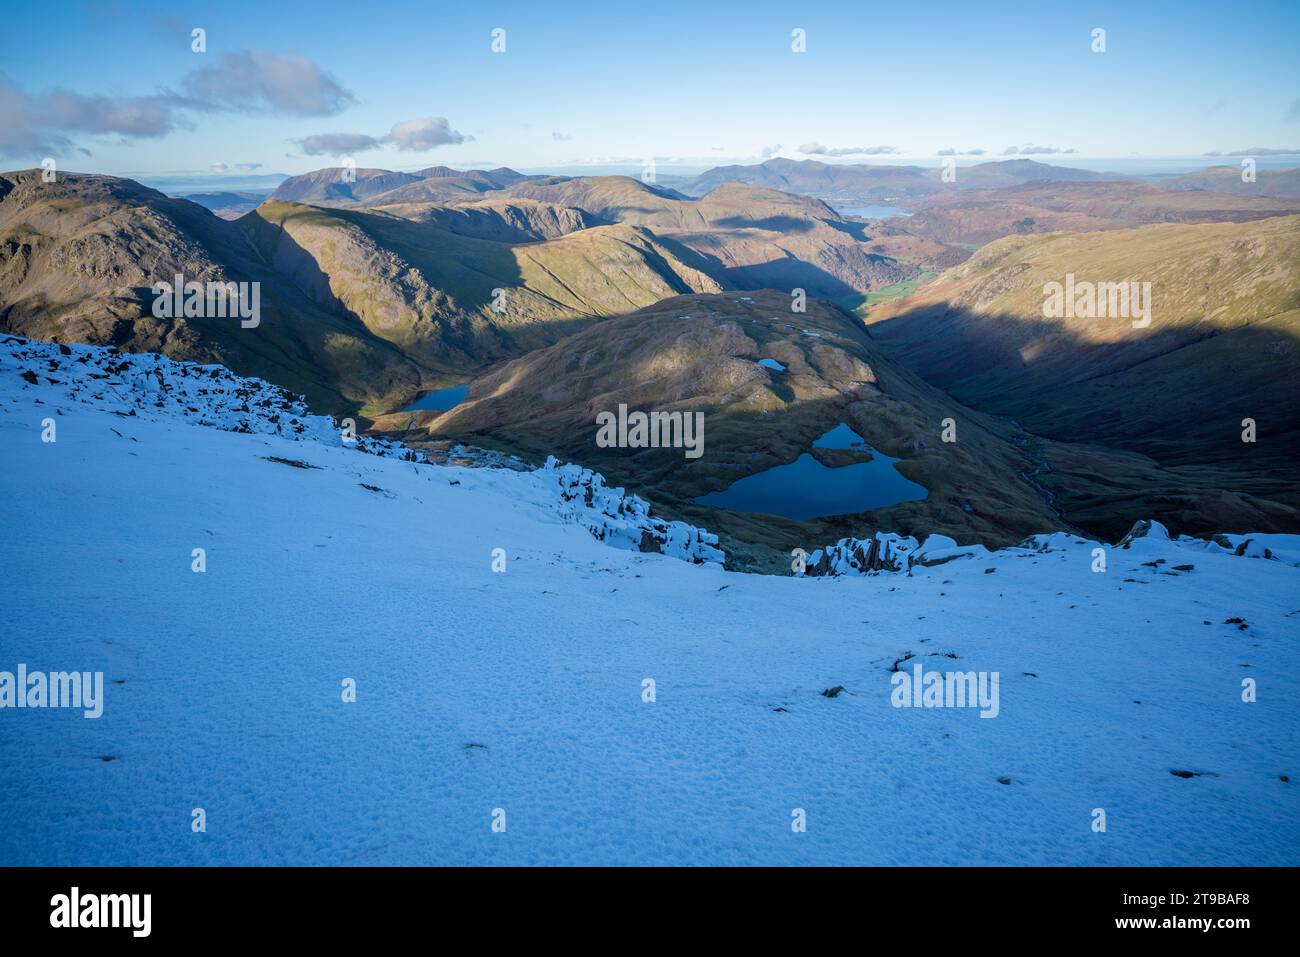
[0,866,1284,942]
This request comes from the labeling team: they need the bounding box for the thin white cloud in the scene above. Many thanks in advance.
[387,117,469,151]
[296,132,383,156]
[0,70,184,155]
[1002,144,1077,155]
[209,161,266,173]
[295,118,470,156]
[798,142,900,156]
[181,51,353,116]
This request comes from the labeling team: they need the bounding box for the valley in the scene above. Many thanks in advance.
[2,158,1297,567]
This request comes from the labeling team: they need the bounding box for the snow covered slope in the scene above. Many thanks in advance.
[1,337,1297,865]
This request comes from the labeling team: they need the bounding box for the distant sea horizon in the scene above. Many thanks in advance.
[128,154,1300,198]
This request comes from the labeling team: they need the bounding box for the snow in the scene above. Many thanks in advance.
[542,457,723,564]
[1,336,1298,865]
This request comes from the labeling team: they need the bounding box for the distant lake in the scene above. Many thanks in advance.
[833,205,912,219]
[694,423,928,520]
[402,384,469,412]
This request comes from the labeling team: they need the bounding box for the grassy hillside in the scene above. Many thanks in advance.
[898,181,1300,245]
[374,291,1181,564]
[486,176,929,295]
[243,200,722,397]
[289,168,963,298]
[0,170,721,416]
[369,197,600,242]
[0,169,432,413]
[865,215,1300,484]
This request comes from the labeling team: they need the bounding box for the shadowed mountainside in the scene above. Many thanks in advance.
[865,216,1300,487]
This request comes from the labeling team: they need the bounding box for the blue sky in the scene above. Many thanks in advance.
[1,0,1297,178]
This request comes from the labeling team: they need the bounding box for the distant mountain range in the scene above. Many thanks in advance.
[678,157,1123,204]
[1156,164,1300,198]
[267,165,537,206]
[174,190,271,220]
[268,167,955,295]
[680,157,1300,214]
[894,180,1300,245]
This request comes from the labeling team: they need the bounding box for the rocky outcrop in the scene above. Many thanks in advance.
[541,456,725,565]
[804,532,991,576]
[803,521,1295,577]
[805,532,918,575]
[1117,519,1171,548]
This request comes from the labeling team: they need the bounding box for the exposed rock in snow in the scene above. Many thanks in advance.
[1015,531,1095,554]
[911,534,991,568]
[542,456,724,565]
[1231,538,1275,560]
[805,532,917,575]
[2,335,405,454]
[805,519,1295,578]
[1118,519,1170,548]
[805,531,994,576]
